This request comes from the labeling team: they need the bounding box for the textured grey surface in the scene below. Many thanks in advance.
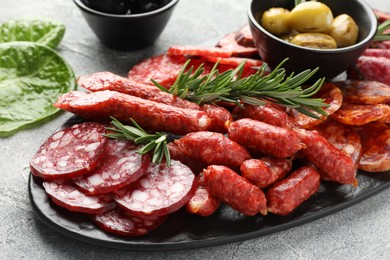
[1,0,390,259]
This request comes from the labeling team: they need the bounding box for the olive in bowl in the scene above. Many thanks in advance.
[73,0,180,50]
[248,0,377,79]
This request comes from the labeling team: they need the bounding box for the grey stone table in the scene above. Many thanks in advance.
[1,0,390,259]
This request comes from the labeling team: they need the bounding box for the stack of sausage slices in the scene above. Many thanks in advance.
[30,19,390,236]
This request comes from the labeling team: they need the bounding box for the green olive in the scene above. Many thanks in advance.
[288,2,333,33]
[290,33,337,49]
[328,14,359,48]
[261,7,290,35]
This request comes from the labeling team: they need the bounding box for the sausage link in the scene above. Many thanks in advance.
[266,166,321,216]
[241,158,292,188]
[185,186,221,217]
[78,72,232,133]
[174,131,251,169]
[232,103,292,128]
[228,118,304,158]
[54,90,211,135]
[294,128,357,185]
[203,165,267,216]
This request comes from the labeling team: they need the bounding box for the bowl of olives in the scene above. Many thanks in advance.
[73,0,180,50]
[248,0,377,79]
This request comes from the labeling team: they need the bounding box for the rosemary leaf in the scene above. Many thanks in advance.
[154,58,327,119]
[106,117,171,166]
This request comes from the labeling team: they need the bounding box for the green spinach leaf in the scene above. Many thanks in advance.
[0,42,76,137]
[0,18,65,49]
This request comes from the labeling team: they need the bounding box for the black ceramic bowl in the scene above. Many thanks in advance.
[248,0,377,79]
[73,0,180,50]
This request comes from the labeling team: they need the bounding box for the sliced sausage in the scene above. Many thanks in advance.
[266,166,321,216]
[74,140,151,195]
[362,49,390,59]
[203,56,263,67]
[54,90,211,135]
[174,131,251,169]
[217,32,259,58]
[288,82,343,129]
[335,80,390,105]
[203,165,267,216]
[127,54,189,87]
[167,45,232,58]
[30,122,108,180]
[330,103,388,125]
[355,122,390,172]
[235,24,255,47]
[90,208,167,236]
[42,180,116,214]
[348,56,390,85]
[228,118,304,158]
[114,160,196,218]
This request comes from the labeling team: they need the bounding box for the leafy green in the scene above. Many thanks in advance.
[0,42,76,137]
[0,17,65,49]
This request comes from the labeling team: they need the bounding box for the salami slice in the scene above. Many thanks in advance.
[348,56,390,85]
[127,54,187,86]
[335,80,390,105]
[203,56,263,68]
[43,180,116,214]
[30,122,108,180]
[288,82,343,129]
[90,208,167,236]
[362,49,390,59]
[266,166,321,216]
[203,165,267,216]
[313,120,362,167]
[174,131,251,169]
[114,160,196,218]
[217,32,259,58]
[54,90,211,135]
[330,103,388,125]
[74,140,151,195]
[374,9,390,23]
[167,45,232,58]
[228,118,304,158]
[127,54,209,88]
[235,24,255,47]
[185,186,221,217]
[355,122,390,172]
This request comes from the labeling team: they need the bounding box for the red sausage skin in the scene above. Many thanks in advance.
[266,166,321,216]
[203,165,267,216]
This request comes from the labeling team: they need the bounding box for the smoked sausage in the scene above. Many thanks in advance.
[228,118,304,158]
[203,165,267,216]
[266,166,321,216]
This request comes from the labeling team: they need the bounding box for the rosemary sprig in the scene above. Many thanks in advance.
[105,117,171,166]
[154,59,328,119]
[373,19,390,42]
